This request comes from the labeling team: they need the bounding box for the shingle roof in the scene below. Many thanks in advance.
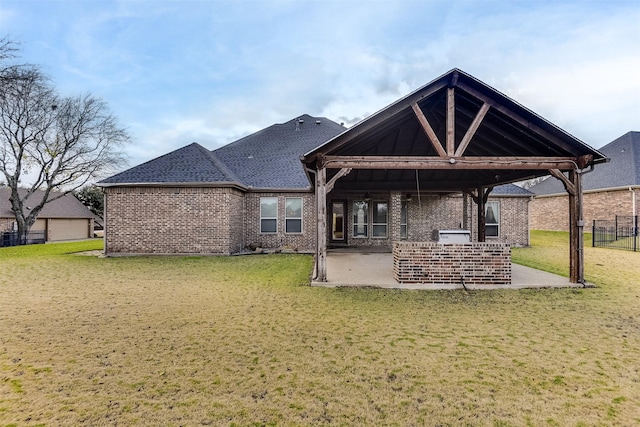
[99,115,345,189]
[530,131,639,195]
[213,115,345,189]
[99,142,241,186]
[0,187,94,219]
[492,183,533,196]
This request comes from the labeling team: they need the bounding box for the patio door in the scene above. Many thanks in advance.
[330,201,346,243]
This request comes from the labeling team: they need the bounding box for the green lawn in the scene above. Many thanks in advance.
[1,234,639,426]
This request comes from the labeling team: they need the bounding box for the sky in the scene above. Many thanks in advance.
[1,0,640,173]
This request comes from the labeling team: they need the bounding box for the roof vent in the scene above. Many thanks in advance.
[315,120,321,125]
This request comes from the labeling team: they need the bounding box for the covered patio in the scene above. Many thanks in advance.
[312,248,579,290]
[303,69,606,285]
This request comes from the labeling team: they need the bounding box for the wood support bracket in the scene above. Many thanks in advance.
[548,169,576,195]
[455,103,490,157]
[411,102,447,158]
[326,168,352,193]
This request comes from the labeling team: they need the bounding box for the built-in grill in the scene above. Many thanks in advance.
[434,229,471,243]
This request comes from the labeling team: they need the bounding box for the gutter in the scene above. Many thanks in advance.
[96,181,249,191]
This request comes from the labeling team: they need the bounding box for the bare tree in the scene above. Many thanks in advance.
[0,38,129,242]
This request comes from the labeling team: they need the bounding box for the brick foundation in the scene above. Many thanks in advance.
[393,241,511,285]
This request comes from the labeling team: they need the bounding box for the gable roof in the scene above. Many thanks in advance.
[0,187,94,219]
[99,142,243,187]
[530,131,640,195]
[99,115,345,190]
[302,68,607,192]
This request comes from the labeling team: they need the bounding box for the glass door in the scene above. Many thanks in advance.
[331,201,346,242]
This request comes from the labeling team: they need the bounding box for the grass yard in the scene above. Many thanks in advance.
[1,233,639,426]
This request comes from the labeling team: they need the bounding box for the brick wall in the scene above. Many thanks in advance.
[104,186,244,255]
[243,192,316,252]
[530,188,638,231]
[488,196,530,247]
[393,241,511,285]
[326,191,530,247]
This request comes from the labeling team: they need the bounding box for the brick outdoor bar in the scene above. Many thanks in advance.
[393,241,511,286]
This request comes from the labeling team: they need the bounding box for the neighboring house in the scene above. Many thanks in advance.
[0,188,95,241]
[99,68,604,286]
[530,131,639,231]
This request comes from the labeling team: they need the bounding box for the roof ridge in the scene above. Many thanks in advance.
[199,145,242,184]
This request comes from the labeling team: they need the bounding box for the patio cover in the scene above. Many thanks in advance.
[302,68,607,284]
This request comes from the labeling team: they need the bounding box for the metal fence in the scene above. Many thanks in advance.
[592,216,638,252]
[0,230,46,247]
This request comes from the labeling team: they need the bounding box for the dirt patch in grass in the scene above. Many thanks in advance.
[1,236,640,425]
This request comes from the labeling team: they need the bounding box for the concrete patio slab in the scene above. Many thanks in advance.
[312,249,582,290]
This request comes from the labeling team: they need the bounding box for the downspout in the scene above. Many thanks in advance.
[304,165,319,280]
[103,188,108,256]
[630,187,637,217]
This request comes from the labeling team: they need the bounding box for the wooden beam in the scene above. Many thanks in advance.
[326,168,352,193]
[447,88,455,156]
[411,102,447,158]
[455,103,490,157]
[322,155,580,171]
[316,167,327,282]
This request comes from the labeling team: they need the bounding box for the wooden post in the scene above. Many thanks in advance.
[568,169,585,284]
[568,170,578,283]
[316,166,328,282]
[549,168,583,284]
[477,186,486,242]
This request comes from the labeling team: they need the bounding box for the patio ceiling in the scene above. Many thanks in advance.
[302,68,607,192]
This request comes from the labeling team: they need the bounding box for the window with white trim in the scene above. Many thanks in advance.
[372,201,388,238]
[485,201,500,237]
[353,201,368,237]
[260,197,278,233]
[285,198,302,233]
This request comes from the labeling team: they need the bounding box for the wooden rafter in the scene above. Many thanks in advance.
[411,102,447,158]
[455,103,490,157]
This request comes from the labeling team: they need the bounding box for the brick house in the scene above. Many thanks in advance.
[100,69,605,283]
[530,131,639,231]
[0,187,95,242]
[98,114,532,256]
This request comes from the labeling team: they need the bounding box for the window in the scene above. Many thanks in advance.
[285,198,302,233]
[400,201,408,239]
[353,201,368,237]
[485,201,500,237]
[260,197,277,233]
[372,201,388,238]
